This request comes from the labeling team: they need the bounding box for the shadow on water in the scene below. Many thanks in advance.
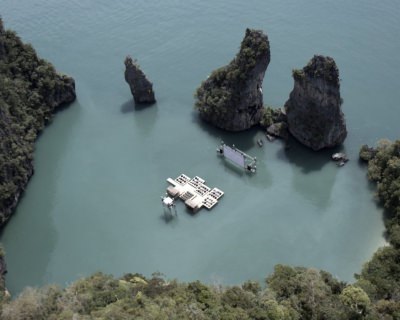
[218,157,245,177]
[120,99,158,135]
[357,159,388,235]
[191,113,259,152]
[0,100,81,294]
[356,159,379,193]
[184,206,201,217]
[160,211,178,224]
[278,136,346,173]
[120,100,136,113]
[121,99,158,113]
[278,137,345,210]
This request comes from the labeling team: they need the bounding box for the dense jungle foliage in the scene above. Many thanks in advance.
[358,140,400,303]
[0,18,75,225]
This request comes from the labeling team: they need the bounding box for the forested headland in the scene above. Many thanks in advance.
[0,18,75,227]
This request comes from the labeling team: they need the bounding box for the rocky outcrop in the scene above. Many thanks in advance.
[284,55,347,151]
[0,249,6,296]
[260,107,289,140]
[46,75,76,108]
[124,56,156,104]
[266,122,289,140]
[195,28,270,131]
[0,18,76,227]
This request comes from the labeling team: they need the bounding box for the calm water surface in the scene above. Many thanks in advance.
[1,0,399,294]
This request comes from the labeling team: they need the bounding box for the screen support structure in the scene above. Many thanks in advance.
[217,141,257,173]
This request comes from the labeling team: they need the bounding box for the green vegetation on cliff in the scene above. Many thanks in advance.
[0,18,76,226]
[195,28,269,111]
[259,106,284,129]
[194,28,270,131]
[302,55,340,86]
[292,55,339,85]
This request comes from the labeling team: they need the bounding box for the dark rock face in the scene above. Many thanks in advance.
[47,75,76,108]
[267,122,289,140]
[124,56,155,104]
[195,29,270,131]
[284,55,347,151]
[0,252,6,294]
[259,107,289,139]
[0,19,5,58]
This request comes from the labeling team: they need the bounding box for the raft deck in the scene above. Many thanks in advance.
[166,174,224,212]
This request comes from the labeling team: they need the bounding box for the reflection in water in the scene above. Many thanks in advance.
[160,211,178,224]
[219,158,245,177]
[279,136,345,173]
[279,139,342,209]
[120,99,159,136]
[120,100,135,113]
[133,103,158,136]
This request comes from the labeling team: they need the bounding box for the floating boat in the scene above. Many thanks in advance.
[265,134,275,142]
[332,152,349,167]
[332,152,348,161]
[337,161,346,167]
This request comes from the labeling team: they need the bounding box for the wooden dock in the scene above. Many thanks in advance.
[166,174,224,212]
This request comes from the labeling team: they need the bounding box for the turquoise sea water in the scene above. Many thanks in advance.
[0,0,399,294]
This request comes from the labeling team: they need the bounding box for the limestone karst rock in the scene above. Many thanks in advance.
[0,253,6,294]
[284,55,347,150]
[0,18,76,226]
[124,56,156,104]
[43,74,75,108]
[195,28,270,131]
[259,107,289,140]
[0,19,6,58]
[267,122,289,140]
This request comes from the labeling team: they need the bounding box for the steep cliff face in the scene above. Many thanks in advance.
[259,107,289,140]
[0,18,76,226]
[284,55,347,150]
[0,249,6,296]
[0,20,5,58]
[124,56,156,104]
[195,28,270,131]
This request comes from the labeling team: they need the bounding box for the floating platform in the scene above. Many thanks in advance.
[166,174,224,212]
